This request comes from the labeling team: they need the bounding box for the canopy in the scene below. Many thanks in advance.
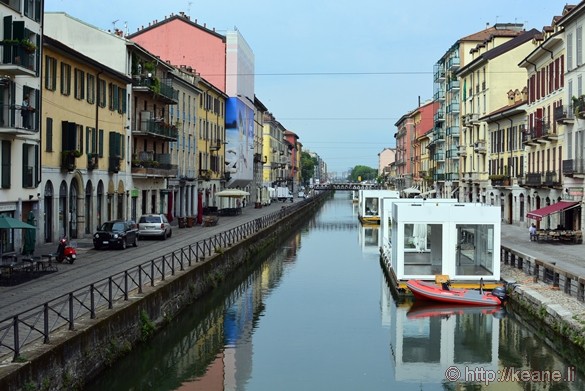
[402,187,421,195]
[215,189,250,198]
[0,215,37,229]
[526,201,580,221]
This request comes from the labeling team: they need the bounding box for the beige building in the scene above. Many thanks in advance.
[458,28,540,204]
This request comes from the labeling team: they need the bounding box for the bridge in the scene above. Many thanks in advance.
[313,182,383,191]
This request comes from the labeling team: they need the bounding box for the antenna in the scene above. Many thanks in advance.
[112,19,119,30]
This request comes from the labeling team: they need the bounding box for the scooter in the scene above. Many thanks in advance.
[55,237,77,264]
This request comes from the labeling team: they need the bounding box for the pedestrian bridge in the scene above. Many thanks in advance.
[313,182,382,191]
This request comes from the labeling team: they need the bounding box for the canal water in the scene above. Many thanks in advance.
[87,192,585,390]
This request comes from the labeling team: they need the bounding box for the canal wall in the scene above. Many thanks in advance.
[500,246,585,352]
[0,195,328,391]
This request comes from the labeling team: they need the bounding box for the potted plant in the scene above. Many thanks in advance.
[20,40,36,54]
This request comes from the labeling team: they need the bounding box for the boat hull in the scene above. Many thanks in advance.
[406,279,502,306]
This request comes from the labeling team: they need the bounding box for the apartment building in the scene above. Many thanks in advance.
[434,23,527,199]
[262,112,288,188]
[41,35,130,241]
[458,28,540,204]
[0,0,42,253]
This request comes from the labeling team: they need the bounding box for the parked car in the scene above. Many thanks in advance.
[137,213,172,240]
[93,220,138,250]
[298,191,306,198]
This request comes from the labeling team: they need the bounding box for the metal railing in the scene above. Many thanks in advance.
[0,195,321,362]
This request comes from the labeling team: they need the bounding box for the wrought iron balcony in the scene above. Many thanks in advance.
[0,42,37,76]
[209,138,222,151]
[562,159,585,176]
[61,150,79,172]
[108,156,121,173]
[132,76,178,103]
[525,173,543,187]
[544,171,560,187]
[554,105,574,123]
[87,153,98,171]
[136,118,179,140]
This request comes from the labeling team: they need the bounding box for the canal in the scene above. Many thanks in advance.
[87,192,585,390]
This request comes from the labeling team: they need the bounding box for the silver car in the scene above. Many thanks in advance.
[137,214,172,240]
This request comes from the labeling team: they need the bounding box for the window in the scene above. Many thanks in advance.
[98,79,106,108]
[1,140,10,188]
[22,143,34,188]
[567,32,573,71]
[45,56,57,91]
[46,117,53,152]
[74,68,85,100]
[578,26,583,67]
[60,62,71,96]
[87,74,95,104]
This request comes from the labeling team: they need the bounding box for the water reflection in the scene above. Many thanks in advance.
[87,193,585,391]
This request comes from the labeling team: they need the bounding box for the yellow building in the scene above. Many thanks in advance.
[262,112,287,188]
[41,35,130,241]
[196,77,227,208]
[458,28,540,204]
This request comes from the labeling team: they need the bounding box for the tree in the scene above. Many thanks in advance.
[300,152,316,184]
[349,165,377,182]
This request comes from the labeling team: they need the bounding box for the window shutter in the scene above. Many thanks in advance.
[35,144,39,186]
[3,16,12,64]
[46,118,53,152]
[98,129,104,157]
[1,140,11,188]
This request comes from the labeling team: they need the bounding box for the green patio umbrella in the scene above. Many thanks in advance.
[0,215,36,230]
[22,212,37,255]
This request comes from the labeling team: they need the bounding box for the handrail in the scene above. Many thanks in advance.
[0,194,324,362]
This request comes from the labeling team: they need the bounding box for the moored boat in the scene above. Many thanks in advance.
[406,279,506,306]
[406,301,507,319]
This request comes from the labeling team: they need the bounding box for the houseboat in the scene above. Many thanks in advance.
[379,201,501,296]
[358,189,400,225]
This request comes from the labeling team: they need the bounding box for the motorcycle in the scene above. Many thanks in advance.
[56,237,77,264]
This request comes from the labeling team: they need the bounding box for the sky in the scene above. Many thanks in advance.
[45,0,568,176]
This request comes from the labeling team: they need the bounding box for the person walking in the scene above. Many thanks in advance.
[529,223,537,242]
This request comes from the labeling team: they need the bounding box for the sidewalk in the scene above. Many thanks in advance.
[500,223,585,277]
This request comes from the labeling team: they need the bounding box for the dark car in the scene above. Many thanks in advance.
[93,220,138,250]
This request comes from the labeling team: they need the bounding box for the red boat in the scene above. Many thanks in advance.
[406,279,506,306]
[406,301,506,319]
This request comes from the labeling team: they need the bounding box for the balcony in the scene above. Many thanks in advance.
[135,117,179,141]
[132,76,179,104]
[445,148,459,159]
[489,175,510,187]
[131,152,177,177]
[87,153,99,171]
[433,110,445,123]
[554,105,574,124]
[199,169,211,181]
[446,126,460,136]
[61,150,79,172]
[446,172,459,180]
[0,42,37,76]
[447,79,460,91]
[433,64,445,81]
[434,89,445,101]
[544,171,561,187]
[562,159,585,176]
[433,153,445,162]
[433,130,445,143]
[447,57,460,71]
[0,103,38,135]
[446,102,460,114]
[525,173,543,187]
[473,140,487,153]
[108,156,121,173]
[209,138,222,151]
[458,145,467,156]
[463,113,479,126]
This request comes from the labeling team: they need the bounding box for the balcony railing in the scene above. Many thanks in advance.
[61,151,78,172]
[87,153,98,171]
[0,43,37,75]
[458,145,467,156]
[137,119,179,140]
[525,173,543,187]
[447,57,460,70]
[554,105,573,123]
[108,156,121,173]
[132,76,178,103]
[434,90,445,101]
[544,171,560,187]
[447,79,460,91]
[474,140,487,153]
[209,139,222,151]
[446,102,460,114]
[446,126,460,136]
[434,110,445,123]
[562,159,585,175]
[0,103,38,134]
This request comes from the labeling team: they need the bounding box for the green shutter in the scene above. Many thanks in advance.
[98,129,104,157]
[1,140,11,188]
[46,118,53,152]
[3,16,12,64]
[34,144,39,186]
[86,127,90,154]
[12,21,24,40]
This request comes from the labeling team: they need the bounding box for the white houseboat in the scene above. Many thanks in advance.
[380,201,501,294]
[358,189,400,225]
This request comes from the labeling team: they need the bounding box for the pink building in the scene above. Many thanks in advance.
[128,13,227,92]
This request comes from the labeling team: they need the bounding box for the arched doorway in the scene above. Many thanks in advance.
[97,181,104,228]
[69,179,79,239]
[85,180,93,234]
[44,181,54,243]
[58,181,67,239]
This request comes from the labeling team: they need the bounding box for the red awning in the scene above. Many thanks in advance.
[526,201,580,221]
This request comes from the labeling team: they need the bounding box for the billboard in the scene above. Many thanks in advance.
[225,97,254,187]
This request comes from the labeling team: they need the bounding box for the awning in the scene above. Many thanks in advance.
[402,187,421,194]
[526,201,580,221]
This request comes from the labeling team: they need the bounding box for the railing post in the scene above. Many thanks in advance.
[69,293,74,330]
[13,315,19,361]
[90,284,95,319]
[124,271,129,300]
[138,264,143,293]
[151,260,155,286]
[43,304,49,343]
[162,255,166,280]
[108,277,113,309]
